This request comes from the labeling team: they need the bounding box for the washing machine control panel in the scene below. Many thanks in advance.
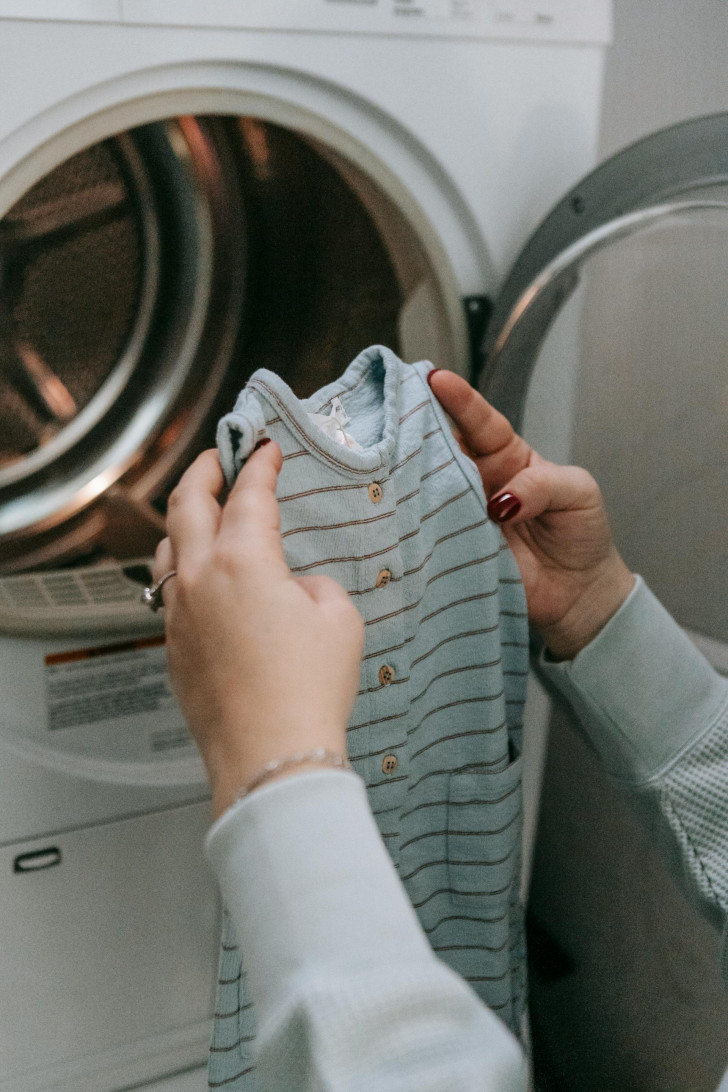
[0,0,612,43]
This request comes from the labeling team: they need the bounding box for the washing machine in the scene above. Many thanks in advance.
[0,4,617,1090]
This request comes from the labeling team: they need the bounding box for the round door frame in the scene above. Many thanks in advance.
[480,112,728,429]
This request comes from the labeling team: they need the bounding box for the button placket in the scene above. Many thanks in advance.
[357,474,407,793]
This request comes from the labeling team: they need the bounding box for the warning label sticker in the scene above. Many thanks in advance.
[44,636,182,734]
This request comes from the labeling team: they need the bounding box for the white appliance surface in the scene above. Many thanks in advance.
[0,4,611,1089]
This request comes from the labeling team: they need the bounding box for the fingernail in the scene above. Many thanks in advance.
[487,492,521,522]
[253,437,271,452]
[426,368,441,389]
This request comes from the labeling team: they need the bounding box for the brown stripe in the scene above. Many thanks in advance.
[419,590,496,627]
[217,969,242,985]
[407,697,505,739]
[432,942,509,953]
[365,774,408,789]
[401,815,517,850]
[210,1036,255,1053]
[400,847,514,882]
[447,782,522,810]
[362,633,416,662]
[347,709,408,734]
[209,1066,257,1087]
[279,481,367,503]
[213,1001,254,1020]
[410,884,509,910]
[424,913,507,933]
[466,970,511,983]
[364,599,421,627]
[282,508,393,539]
[409,625,498,670]
[291,540,398,572]
[348,739,408,762]
[372,802,402,818]
[448,814,521,838]
[264,415,282,427]
[402,535,496,580]
[349,574,404,597]
[410,723,506,760]
[399,398,429,424]
[305,514,489,578]
[400,368,419,385]
[410,659,501,705]
[390,445,422,473]
[357,674,410,696]
[419,554,491,587]
[281,448,309,462]
[396,486,420,505]
[406,756,509,793]
[421,455,455,481]
[420,486,470,523]
[423,426,442,441]
[403,790,520,820]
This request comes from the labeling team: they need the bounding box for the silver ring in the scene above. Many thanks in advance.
[141,570,177,612]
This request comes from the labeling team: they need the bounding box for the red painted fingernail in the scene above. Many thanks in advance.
[253,437,271,452]
[487,492,521,522]
[426,368,441,389]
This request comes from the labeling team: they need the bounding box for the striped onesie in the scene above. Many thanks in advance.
[211,345,529,1089]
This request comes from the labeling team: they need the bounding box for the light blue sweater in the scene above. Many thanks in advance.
[211,346,529,1088]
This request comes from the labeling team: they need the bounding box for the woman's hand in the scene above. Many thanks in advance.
[153,443,364,818]
[429,370,635,660]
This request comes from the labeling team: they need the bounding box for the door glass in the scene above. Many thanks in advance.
[522,197,728,647]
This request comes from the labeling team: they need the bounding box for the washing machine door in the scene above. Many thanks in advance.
[480,112,728,653]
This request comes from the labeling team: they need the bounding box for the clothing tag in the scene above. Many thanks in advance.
[330,396,350,427]
[308,400,364,452]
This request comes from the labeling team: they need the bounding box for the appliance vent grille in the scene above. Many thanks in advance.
[0,567,141,610]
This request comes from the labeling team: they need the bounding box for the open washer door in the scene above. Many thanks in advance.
[482,112,728,656]
[482,112,728,1086]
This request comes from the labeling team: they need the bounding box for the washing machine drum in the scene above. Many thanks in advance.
[0,116,405,573]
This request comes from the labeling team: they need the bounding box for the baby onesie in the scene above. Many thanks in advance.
[211,345,529,1090]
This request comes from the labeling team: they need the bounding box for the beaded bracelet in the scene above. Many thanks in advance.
[237,747,352,800]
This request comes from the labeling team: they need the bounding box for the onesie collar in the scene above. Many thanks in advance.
[247,345,403,477]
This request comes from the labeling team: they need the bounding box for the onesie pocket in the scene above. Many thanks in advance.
[447,759,523,908]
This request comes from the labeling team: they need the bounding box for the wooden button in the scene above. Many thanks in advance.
[378,664,395,686]
[368,482,383,503]
[375,569,392,589]
[382,754,399,774]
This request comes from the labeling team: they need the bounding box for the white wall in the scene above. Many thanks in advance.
[600,0,728,158]
[568,0,728,644]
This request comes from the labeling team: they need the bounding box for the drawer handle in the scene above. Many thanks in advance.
[13,847,62,873]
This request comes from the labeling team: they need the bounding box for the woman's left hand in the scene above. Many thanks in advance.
[429,370,634,659]
[153,443,364,818]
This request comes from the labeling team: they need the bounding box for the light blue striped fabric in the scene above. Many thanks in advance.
[211,346,529,1090]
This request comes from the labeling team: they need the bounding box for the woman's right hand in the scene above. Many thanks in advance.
[429,370,635,660]
[153,442,364,818]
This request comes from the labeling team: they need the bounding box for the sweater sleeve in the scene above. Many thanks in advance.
[205,770,528,1092]
[537,576,728,940]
